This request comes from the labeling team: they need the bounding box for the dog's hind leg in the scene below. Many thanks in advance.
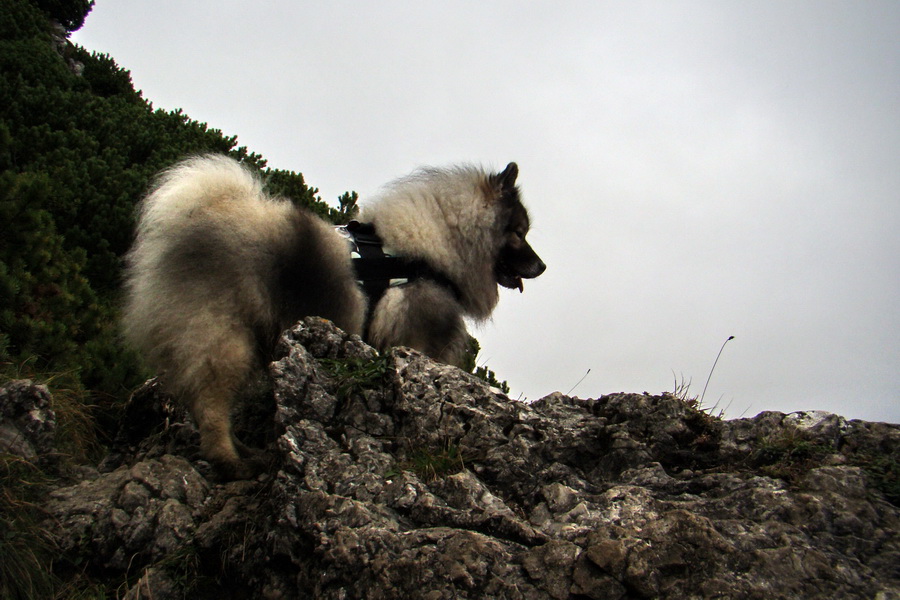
[183,328,263,480]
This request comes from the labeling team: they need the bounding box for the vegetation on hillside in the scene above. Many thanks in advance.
[0,0,341,412]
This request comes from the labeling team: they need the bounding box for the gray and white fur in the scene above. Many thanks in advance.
[123,155,545,478]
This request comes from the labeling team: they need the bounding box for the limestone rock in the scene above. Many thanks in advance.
[0,379,56,462]
[7,318,897,598]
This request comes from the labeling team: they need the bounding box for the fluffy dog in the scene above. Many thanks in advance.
[123,155,545,478]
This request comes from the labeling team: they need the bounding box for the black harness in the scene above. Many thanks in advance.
[337,220,463,311]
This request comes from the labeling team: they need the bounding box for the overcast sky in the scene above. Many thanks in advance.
[72,1,899,423]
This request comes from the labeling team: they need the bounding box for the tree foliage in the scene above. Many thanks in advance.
[34,0,94,32]
[0,0,339,400]
[463,337,510,394]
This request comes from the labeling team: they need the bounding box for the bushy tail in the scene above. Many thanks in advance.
[121,154,268,374]
[134,154,262,239]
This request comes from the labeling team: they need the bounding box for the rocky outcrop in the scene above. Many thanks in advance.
[4,318,899,598]
[0,379,58,469]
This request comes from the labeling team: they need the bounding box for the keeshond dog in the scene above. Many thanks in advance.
[123,154,545,478]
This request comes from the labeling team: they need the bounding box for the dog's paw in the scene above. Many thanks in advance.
[212,453,271,481]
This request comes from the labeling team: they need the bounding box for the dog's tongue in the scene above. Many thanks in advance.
[497,270,525,292]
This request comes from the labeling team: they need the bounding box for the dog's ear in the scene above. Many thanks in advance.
[495,162,518,191]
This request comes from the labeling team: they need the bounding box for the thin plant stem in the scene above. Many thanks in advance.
[566,368,591,396]
[700,336,734,406]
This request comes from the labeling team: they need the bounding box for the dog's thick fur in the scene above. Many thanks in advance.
[123,155,545,478]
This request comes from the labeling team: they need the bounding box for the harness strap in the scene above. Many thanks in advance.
[337,221,463,331]
[348,221,392,305]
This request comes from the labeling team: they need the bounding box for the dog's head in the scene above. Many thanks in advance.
[491,163,546,292]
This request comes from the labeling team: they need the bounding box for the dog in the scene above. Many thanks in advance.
[122,155,545,478]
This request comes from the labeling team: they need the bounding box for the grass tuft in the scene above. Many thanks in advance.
[671,373,726,419]
[0,454,59,600]
[387,441,472,482]
[318,354,392,400]
[853,451,900,507]
[750,429,835,481]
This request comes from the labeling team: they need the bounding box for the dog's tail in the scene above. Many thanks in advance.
[134,154,262,239]
[122,154,281,376]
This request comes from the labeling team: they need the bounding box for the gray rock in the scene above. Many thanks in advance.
[45,454,209,571]
[0,379,56,462]
[20,318,900,598]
